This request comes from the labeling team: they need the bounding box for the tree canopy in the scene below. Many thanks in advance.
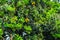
[0,0,60,40]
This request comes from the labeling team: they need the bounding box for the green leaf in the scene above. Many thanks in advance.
[0,29,3,37]
[17,1,22,7]
[19,17,25,23]
[24,25,32,34]
[13,34,23,40]
[6,5,15,12]
[0,11,4,17]
[23,0,29,4]
[10,16,17,24]
[24,25,32,31]
[52,33,60,38]
[16,23,23,29]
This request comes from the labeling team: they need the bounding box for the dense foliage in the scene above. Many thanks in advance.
[0,0,60,40]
